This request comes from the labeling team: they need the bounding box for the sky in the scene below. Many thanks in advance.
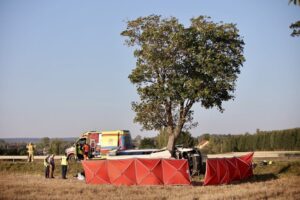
[0,0,299,138]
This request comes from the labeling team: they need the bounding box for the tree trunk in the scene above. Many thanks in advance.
[166,101,191,157]
[166,133,176,157]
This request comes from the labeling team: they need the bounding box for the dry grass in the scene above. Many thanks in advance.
[0,173,299,200]
[0,160,299,200]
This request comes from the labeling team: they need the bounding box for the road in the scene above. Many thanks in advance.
[0,155,62,161]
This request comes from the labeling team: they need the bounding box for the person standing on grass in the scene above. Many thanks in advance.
[44,154,50,178]
[77,144,83,160]
[61,153,68,179]
[49,154,55,178]
[26,142,36,162]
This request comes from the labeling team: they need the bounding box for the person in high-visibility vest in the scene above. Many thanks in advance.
[61,154,68,179]
[44,155,50,178]
[26,142,36,162]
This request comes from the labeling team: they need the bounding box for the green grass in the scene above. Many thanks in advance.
[253,160,300,177]
[0,160,83,177]
[247,160,300,183]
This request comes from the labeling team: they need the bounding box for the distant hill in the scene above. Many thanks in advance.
[1,137,77,144]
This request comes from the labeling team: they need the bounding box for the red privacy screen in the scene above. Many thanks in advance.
[82,158,191,186]
[204,152,254,185]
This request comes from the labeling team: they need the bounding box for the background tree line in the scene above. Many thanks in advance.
[132,129,200,149]
[133,128,300,153]
[1,128,299,155]
[199,128,300,154]
[132,128,196,149]
[0,137,75,155]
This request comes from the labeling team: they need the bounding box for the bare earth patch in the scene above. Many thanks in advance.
[0,173,299,200]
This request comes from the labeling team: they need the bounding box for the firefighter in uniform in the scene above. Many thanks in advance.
[26,142,35,162]
[61,154,68,179]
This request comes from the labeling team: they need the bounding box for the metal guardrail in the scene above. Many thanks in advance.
[1,151,300,162]
[0,155,62,162]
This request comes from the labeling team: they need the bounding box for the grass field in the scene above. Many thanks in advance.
[0,159,299,200]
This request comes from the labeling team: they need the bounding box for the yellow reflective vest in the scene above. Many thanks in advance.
[61,156,68,166]
[27,144,34,153]
[44,157,49,167]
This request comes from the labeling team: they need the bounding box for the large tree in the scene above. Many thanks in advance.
[289,0,300,6]
[289,0,300,37]
[121,15,245,155]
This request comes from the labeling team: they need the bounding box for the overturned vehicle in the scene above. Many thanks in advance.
[108,146,203,176]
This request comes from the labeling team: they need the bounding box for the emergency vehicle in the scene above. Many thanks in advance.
[65,130,134,160]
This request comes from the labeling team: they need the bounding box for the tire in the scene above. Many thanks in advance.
[67,154,76,163]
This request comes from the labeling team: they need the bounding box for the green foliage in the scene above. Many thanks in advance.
[40,137,50,148]
[156,128,195,148]
[0,142,27,156]
[290,21,300,37]
[203,128,300,153]
[0,139,6,147]
[156,128,169,148]
[289,0,300,6]
[132,135,142,148]
[0,160,83,176]
[139,137,156,149]
[49,139,73,155]
[176,131,196,147]
[254,160,300,177]
[289,0,300,37]
[121,15,245,152]
[0,139,73,156]
[200,134,211,141]
[35,137,51,153]
[0,140,6,155]
[49,139,62,155]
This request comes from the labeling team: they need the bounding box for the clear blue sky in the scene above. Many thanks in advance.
[0,0,299,138]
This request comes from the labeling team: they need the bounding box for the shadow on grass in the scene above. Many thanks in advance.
[244,173,278,184]
[191,181,203,186]
[278,164,291,174]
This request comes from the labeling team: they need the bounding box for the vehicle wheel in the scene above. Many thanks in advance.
[67,154,76,163]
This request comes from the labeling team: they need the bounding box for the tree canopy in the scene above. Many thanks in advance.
[289,0,300,6]
[289,0,300,37]
[121,15,245,154]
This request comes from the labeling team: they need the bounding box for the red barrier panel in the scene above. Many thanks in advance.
[135,159,163,185]
[84,160,110,184]
[204,152,254,186]
[82,158,190,186]
[162,159,190,185]
[107,159,136,186]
